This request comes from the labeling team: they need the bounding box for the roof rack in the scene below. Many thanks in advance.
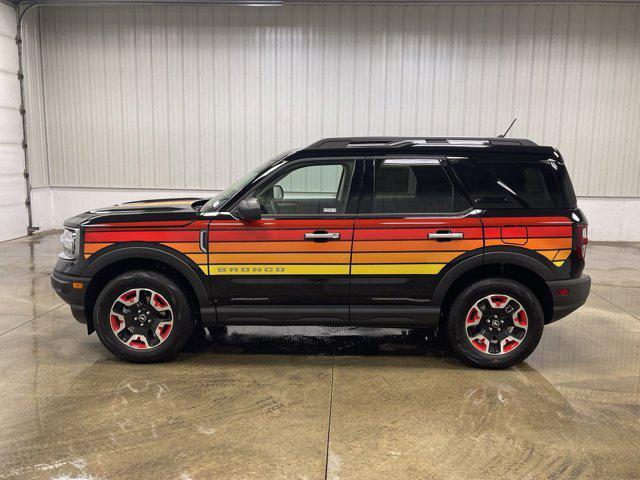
[306,136,538,149]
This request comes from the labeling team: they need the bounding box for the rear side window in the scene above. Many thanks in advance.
[452,159,568,209]
[485,163,561,208]
[373,159,468,214]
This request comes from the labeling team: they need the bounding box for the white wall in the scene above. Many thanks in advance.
[0,3,26,242]
[30,185,634,242]
[17,3,640,241]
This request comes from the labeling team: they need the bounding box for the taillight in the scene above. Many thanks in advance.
[576,225,588,259]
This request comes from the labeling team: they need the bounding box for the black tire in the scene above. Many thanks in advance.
[446,278,544,369]
[94,270,194,363]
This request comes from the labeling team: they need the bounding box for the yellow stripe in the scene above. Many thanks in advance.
[201,263,447,275]
[203,264,350,275]
[351,264,444,275]
[553,260,566,267]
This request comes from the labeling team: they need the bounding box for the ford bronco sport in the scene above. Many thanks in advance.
[51,137,590,368]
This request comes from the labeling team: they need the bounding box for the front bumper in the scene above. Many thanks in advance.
[51,270,91,324]
[546,275,591,323]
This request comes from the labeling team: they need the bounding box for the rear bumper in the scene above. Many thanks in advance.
[546,275,591,323]
[51,270,90,324]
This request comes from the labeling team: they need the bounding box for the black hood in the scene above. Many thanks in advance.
[63,197,209,228]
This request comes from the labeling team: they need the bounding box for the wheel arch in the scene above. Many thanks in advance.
[82,246,212,333]
[434,252,555,325]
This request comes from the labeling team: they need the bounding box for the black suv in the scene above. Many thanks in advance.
[51,137,590,368]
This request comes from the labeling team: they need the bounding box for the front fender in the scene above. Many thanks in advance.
[82,244,212,309]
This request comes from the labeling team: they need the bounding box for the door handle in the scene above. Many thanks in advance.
[304,232,340,241]
[428,231,464,241]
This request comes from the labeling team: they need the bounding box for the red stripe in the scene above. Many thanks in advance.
[211,229,354,242]
[88,220,207,228]
[355,227,483,241]
[355,217,482,228]
[210,219,355,230]
[85,230,200,242]
[484,225,572,239]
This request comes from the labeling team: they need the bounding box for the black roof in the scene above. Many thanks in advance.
[305,136,538,150]
[297,136,560,161]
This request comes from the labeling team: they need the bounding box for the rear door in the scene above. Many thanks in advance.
[208,158,363,325]
[350,157,483,326]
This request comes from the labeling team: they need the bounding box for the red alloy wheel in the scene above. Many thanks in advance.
[464,294,529,356]
[109,288,174,350]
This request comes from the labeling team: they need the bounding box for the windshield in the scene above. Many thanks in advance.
[201,150,294,212]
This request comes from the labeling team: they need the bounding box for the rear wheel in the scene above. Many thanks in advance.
[446,278,544,369]
[94,271,194,363]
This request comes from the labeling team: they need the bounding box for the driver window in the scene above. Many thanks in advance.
[255,162,354,215]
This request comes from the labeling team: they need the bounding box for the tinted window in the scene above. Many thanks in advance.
[484,162,562,208]
[255,162,354,215]
[451,158,570,209]
[373,159,465,214]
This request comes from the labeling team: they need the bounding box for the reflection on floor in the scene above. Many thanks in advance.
[0,232,638,479]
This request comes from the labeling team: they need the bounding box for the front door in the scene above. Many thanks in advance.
[208,158,363,325]
[350,157,482,326]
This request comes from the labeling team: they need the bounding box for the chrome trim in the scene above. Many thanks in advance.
[428,232,464,240]
[201,211,238,219]
[199,230,208,253]
[304,232,340,240]
[382,158,440,166]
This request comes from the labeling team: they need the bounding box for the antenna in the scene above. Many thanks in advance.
[498,118,517,138]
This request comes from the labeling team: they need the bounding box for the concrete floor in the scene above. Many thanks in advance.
[0,233,639,480]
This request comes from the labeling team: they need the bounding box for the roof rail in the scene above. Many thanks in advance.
[306,137,537,149]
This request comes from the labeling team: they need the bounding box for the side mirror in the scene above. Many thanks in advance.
[273,184,284,200]
[235,197,261,222]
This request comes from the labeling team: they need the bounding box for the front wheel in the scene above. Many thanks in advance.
[94,270,194,363]
[446,278,544,369]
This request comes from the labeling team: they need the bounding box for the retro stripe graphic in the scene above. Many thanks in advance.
[81,216,573,274]
[350,217,483,275]
[482,216,573,268]
[82,220,209,262]
[204,219,354,275]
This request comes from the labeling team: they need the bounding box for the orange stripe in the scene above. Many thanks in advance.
[185,253,208,264]
[161,242,201,253]
[554,249,571,261]
[353,240,482,252]
[210,253,351,264]
[353,251,465,264]
[485,238,572,249]
[210,241,351,253]
[83,243,113,254]
[538,250,558,260]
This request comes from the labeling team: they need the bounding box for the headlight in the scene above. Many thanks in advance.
[59,228,79,260]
